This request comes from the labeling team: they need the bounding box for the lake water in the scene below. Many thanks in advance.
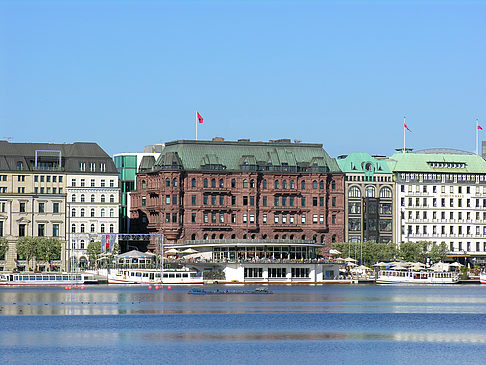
[1,285,486,364]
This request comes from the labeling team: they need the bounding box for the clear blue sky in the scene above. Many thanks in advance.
[1,0,485,158]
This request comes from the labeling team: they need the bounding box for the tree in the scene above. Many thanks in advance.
[0,237,8,260]
[36,238,61,270]
[428,242,448,263]
[16,237,37,270]
[398,241,428,262]
[87,241,101,267]
[331,241,398,265]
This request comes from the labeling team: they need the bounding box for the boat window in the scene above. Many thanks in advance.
[49,276,55,280]
[143,273,149,277]
[131,272,135,276]
[183,273,188,278]
[30,276,35,280]
[136,272,142,277]
[36,276,42,280]
[56,276,62,280]
[169,273,175,278]
[155,274,161,278]
[43,276,48,280]
[163,274,168,278]
[63,276,68,280]
[77,276,81,280]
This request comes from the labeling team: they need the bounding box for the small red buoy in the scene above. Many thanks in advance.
[64,286,69,290]
[74,286,78,289]
[168,285,172,289]
[80,286,85,290]
[148,285,152,290]
[155,285,159,290]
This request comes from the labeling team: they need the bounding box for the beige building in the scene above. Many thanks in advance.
[0,141,118,271]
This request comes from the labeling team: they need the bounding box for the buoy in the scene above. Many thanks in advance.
[155,285,159,290]
[64,286,69,290]
[168,285,172,289]
[74,286,78,289]
[80,286,85,290]
[148,285,152,289]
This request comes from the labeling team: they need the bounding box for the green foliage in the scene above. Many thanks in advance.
[87,241,101,264]
[16,237,37,270]
[0,237,8,260]
[331,241,398,265]
[398,241,429,262]
[428,242,448,263]
[36,238,61,269]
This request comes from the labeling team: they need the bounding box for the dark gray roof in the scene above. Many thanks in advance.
[0,141,117,174]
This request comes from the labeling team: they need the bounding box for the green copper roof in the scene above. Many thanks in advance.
[153,140,341,173]
[387,150,486,173]
[336,152,392,174]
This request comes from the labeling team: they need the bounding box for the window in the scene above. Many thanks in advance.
[52,224,59,237]
[274,180,279,189]
[379,187,392,198]
[38,224,45,237]
[80,224,85,233]
[274,196,279,206]
[219,179,224,188]
[80,179,85,187]
[274,214,278,224]
[290,180,295,189]
[91,194,95,203]
[282,180,287,189]
[110,195,114,203]
[365,186,375,197]
[71,179,76,187]
[173,178,177,187]
[110,224,114,233]
[313,197,317,206]
[313,214,318,224]
[262,179,267,189]
[71,208,76,217]
[301,214,306,224]
[192,195,197,205]
[313,180,317,189]
[301,180,306,189]
[53,202,59,213]
[331,180,336,190]
[90,208,95,217]
[211,178,216,188]
[348,186,361,198]
[331,215,336,224]
[110,180,114,188]
[319,180,324,189]
[101,208,105,217]
[262,214,267,224]
[301,197,306,206]
[166,195,171,205]
[71,224,76,233]
[91,179,95,187]
[231,179,236,188]
[72,195,76,203]
[90,224,95,233]
[191,178,196,188]
[220,195,224,205]
[19,224,25,237]
[20,202,26,213]
[192,213,196,223]
[101,194,105,203]
[173,195,178,205]
[80,194,85,203]
[332,197,336,207]
[263,196,267,206]
[38,202,45,213]
[100,224,105,233]
[319,197,324,207]
[141,180,146,189]
[203,195,208,205]
[80,208,85,217]
[203,178,208,188]
[166,178,171,187]
[243,180,248,188]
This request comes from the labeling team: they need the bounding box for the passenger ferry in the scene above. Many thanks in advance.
[107,268,203,285]
[376,269,459,285]
[0,272,97,286]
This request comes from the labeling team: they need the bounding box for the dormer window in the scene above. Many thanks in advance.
[79,162,86,171]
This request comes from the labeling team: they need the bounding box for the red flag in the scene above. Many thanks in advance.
[404,122,411,132]
[197,112,204,124]
[478,125,483,130]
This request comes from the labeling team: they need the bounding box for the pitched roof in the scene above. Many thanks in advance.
[336,152,392,174]
[152,139,341,173]
[387,150,486,174]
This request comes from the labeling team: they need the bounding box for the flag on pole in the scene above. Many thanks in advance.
[404,122,411,132]
[197,112,204,124]
[478,124,483,130]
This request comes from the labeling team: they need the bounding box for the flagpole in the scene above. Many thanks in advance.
[403,116,406,153]
[196,111,198,141]
[476,118,479,155]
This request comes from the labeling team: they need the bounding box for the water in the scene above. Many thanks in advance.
[1,285,486,364]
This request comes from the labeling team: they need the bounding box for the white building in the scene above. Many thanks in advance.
[388,149,486,264]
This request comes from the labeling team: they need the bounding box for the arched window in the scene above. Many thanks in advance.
[274,234,279,239]
[302,234,306,240]
[262,234,267,239]
[110,208,114,217]
[243,179,248,188]
[191,234,196,240]
[80,194,85,202]
[320,235,325,243]
[282,180,287,189]
[191,178,196,188]
[231,179,236,188]
[319,180,324,189]
[71,208,76,217]
[211,233,216,239]
[100,224,105,233]
[172,178,177,187]
[80,224,85,233]
[313,235,317,242]
[251,234,255,239]
[203,234,209,240]
[332,234,337,243]
[231,234,236,239]
[211,178,216,188]
[110,194,114,203]
[109,224,114,233]
[312,180,318,189]
[331,180,336,190]
[80,208,85,217]
[165,178,170,187]
[262,179,267,189]
[101,208,105,217]
[250,179,255,188]
[219,179,224,188]
[301,180,306,189]
[91,194,95,203]
[274,180,279,189]
[72,195,76,203]
[90,208,95,217]
[203,178,208,188]
[379,186,393,198]
[365,186,376,198]
[71,223,76,233]
[101,194,105,203]
[90,224,95,233]
[290,234,294,240]
[141,180,146,189]
[282,234,287,239]
[290,180,295,189]
[348,186,361,198]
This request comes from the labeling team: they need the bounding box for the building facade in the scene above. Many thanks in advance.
[0,141,118,271]
[389,149,486,264]
[130,139,345,250]
[337,153,394,244]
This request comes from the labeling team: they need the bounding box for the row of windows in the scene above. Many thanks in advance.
[345,175,392,182]
[71,178,115,187]
[3,187,64,194]
[189,232,337,243]
[402,210,486,221]
[348,202,392,215]
[71,194,116,203]
[16,223,60,237]
[401,197,486,208]
[348,219,393,232]
[400,173,485,183]
[18,202,60,214]
[71,223,115,233]
[141,177,337,191]
[348,186,392,198]
[71,208,115,217]
[79,162,106,172]
[450,242,486,252]
[192,212,338,226]
[34,175,63,183]
[401,184,480,194]
[406,225,486,236]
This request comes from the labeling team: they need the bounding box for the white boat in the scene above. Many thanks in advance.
[0,272,97,286]
[107,268,203,285]
[376,269,459,284]
[480,272,486,285]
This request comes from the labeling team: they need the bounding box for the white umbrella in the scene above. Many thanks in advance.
[373,262,388,267]
[165,248,180,255]
[344,257,358,262]
[449,262,464,267]
[346,262,358,267]
[182,248,198,254]
[329,249,341,255]
[356,265,372,271]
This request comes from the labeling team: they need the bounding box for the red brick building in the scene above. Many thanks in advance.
[130,139,344,249]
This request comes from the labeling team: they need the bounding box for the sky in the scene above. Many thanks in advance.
[1,0,485,158]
